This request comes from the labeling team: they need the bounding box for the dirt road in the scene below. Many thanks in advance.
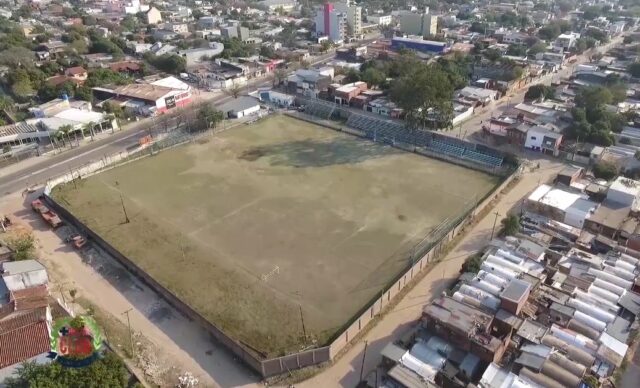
[298,155,565,387]
[0,192,261,388]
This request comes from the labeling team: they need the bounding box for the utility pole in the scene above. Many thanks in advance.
[490,211,500,240]
[359,340,369,382]
[299,305,307,340]
[122,308,135,357]
[69,167,77,189]
[119,194,130,224]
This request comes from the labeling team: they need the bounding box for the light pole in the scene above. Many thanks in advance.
[490,211,501,240]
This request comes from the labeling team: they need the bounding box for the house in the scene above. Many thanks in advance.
[365,97,403,118]
[286,68,333,97]
[554,32,580,51]
[146,6,162,24]
[93,82,191,115]
[109,61,143,76]
[258,0,297,12]
[524,125,563,156]
[458,87,499,106]
[422,296,510,363]
[218,96,260,118]
[153,29,178,42]
[259,90,295,107]
[63,66,88,82]
[163,22,189,34]
[526,184,598,228]
[176,44,225,68]
[332,81,367,105]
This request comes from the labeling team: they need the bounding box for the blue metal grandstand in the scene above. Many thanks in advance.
[303,99,504,168]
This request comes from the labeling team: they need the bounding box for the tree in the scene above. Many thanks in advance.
[272,68,287,87]
[527,42,548,56]
[483,48,502,62]
[390,65,454,130]
[344,69,361,83]
[147,54,186,74]
[575,86,613,108]
[593,161,618,180]
[501,214,521,236]
[628,62,640,78]
[4,352,130,388]
[8,232,36,261]
[196,105,224,130]
[224,83,243,99]
[538,24,561,41]
[83,121,95,140]
[260,45,277,59]
[320,40,332,53]
[10,69,35,101]
[525,85,555,100]
[361,67,386,88]
[460,253,483,274]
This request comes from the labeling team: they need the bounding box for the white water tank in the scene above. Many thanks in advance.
[593,278,625,296]
[588,268,632,289]
[478,270,509,288]
[550,325,599,353]
[574,290,620,313]
[588,285,620,303]
[486,254,527,273]
[567,298,615,323]
[480,262,518,280]
[573,310,606,332]
[615,259,636,273]
[619,252,639,266]
[496,249,524,265]
[605,265,636,281]
[472,278,502,296]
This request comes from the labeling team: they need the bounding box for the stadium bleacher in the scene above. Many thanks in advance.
[302,101,504,168]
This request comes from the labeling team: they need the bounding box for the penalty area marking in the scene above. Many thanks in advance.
[261,265,280,282]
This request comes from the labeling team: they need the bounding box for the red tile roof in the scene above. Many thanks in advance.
[46,75,83,87]
[64,66,87,76]
[0,308,50,368]
[109,61,142,72]
[9,285,49,311]
[0,321,50,368]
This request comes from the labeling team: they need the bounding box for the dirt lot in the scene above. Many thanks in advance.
[51,114,498,356]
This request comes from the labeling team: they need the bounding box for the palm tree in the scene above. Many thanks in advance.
[56,124,74,148]
[83,121,95,140]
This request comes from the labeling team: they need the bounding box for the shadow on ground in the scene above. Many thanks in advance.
[239,137,400,168]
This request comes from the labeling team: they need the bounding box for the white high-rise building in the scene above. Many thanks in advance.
[399,9,438,37]
[335,0,362,37]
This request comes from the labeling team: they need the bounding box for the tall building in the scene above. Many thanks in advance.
[335,0,362,37]
[315,0,361,42]
[399,10,438,37]
[315,3,347,42]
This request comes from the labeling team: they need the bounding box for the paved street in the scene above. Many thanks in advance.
[0,51,343,195]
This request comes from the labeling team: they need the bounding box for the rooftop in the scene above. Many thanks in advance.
[423,296,493,335]
[500,279,531,303]
[111,83,175,102]
[0,308,51,369]
[516,319,548,344]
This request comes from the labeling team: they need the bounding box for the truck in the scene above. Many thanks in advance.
[65,233,87,249]
[31,198,62,228]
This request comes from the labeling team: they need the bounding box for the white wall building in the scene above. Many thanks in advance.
[367,14,392,26]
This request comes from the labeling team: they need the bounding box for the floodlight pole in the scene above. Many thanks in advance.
[120,194,130,224]
[122,308,135,357]
[490,211,501,240]
[359,340,368,382]
[299,305,307,340]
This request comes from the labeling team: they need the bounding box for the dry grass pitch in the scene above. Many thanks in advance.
[52,114,498,356]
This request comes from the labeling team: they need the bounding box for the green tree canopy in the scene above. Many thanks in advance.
[4,352,130,388]
[593,161,618,180]
[525,84,555,100]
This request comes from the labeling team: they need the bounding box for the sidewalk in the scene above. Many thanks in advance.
[299,157,564,387]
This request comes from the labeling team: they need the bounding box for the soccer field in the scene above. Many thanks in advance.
[52,114,498,356]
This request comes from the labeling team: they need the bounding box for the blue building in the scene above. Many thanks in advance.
[391,37,448,54]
